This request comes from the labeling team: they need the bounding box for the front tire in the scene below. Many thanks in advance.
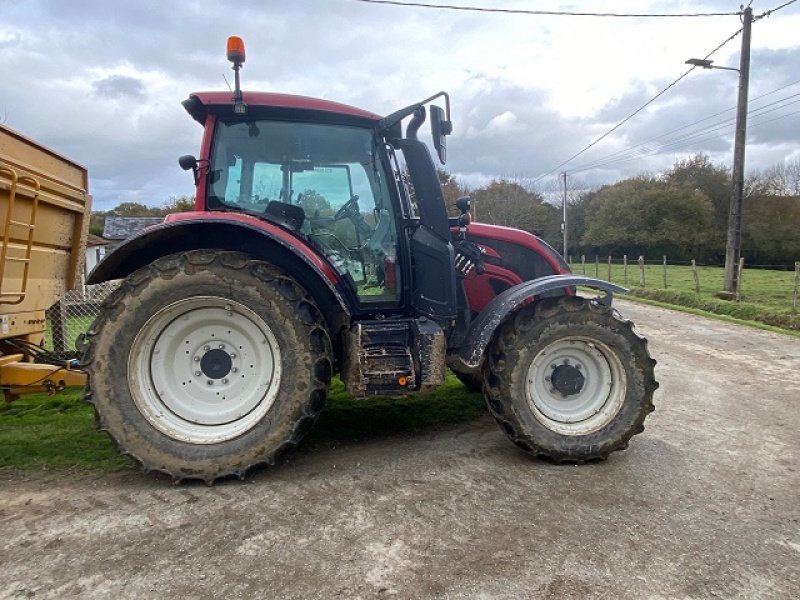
[484,296,657,462]
[80,250,333,481]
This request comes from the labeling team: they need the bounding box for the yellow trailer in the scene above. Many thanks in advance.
[0,123,91,400]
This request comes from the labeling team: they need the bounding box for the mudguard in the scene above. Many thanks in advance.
[452,275,628,370]
[87,214,350,317]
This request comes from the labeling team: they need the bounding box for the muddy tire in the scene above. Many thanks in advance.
[79,250,333,482]
[483,296,657,462]
[452,370,483,393]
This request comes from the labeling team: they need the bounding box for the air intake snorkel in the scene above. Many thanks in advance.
[377,91,452,164]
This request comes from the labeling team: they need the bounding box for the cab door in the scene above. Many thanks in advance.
[395,138,458,322]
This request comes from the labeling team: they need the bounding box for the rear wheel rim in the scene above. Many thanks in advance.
[128,296,282,444]
[526,336,625,435]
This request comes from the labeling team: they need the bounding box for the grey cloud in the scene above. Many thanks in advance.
[443,79,587,180]
[0,31,21,50]
[94,75,145,99]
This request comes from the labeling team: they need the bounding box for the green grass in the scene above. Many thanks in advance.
[0,373,486,472]
[308,374,486,448]
[0,390,133,471]
[574,260,800,331]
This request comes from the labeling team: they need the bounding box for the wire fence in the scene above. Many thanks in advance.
[44,281,121,360]
[569,254,800,314]
[41,254,800,360]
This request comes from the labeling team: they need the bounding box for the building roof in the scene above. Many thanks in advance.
[103,216,164,240]
[86,233,110,247]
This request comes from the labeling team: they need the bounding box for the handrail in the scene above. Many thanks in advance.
[0,164,41,304]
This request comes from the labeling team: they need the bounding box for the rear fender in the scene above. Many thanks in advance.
[452,275,627,370]
[88,216,351,319]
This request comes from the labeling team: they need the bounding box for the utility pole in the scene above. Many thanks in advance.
[722,5,753,297]
[561,172,568,259]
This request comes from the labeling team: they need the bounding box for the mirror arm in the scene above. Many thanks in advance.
[377,91,450,133]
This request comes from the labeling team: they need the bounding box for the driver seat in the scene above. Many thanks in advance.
[265,200,305,231]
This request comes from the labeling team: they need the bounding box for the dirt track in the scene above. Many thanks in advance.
[1,300,799,599]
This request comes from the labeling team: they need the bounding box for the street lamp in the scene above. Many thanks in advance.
[685,58,739,72]
[686,6,753,298]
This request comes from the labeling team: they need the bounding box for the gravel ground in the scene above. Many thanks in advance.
[1,299,798,599]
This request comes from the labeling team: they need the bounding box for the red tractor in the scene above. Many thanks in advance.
[81,38,657,481]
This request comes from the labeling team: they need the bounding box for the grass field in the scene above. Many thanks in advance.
[0,374,486,472]
[573,259,800,331]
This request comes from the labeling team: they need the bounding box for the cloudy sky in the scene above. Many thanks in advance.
[2,0,799,210]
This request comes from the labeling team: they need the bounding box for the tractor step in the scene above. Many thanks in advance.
[342,318,446,398]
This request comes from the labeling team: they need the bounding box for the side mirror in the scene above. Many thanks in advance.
[430,105,452,165]
[455,196,471,214]
[178,155,199,185]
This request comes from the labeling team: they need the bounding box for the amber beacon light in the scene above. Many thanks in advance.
[226,36,247,114]
[227,36,246,65]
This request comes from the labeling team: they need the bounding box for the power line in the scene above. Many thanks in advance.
[569,80,800,171]
[355,0,740,17]
[749,107,800,127]
[531,26,745,184]
[570,104,800,174]
[571,91,800,173]
[754,0,798,22]
[568,102,800,175]
[558,112,784,177]
[572,79,800,171]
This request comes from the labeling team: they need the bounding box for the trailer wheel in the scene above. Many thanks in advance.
[484,296,657,461]
[80,250,332,482]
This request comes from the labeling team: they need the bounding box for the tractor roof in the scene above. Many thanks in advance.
[183,91,381,125]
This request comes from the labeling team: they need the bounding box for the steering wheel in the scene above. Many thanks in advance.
[333,195,360,221]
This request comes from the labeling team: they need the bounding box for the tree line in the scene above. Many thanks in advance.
[92,156,800,266]
[444,155,800,266]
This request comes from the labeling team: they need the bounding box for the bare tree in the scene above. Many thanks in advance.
[757,159,800,196]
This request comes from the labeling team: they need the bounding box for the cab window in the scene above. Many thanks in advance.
[208,120,402,304]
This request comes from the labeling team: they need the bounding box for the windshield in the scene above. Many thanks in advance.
[208,119,402,304]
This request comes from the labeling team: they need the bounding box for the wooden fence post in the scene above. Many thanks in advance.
[793,262,799,313]
[638,256,645,287]
[581,255,586,275]
[736,257,745,301]
[595,255,599,278]
[662,256,668,289]
[623,255,628,285]
[607,256,612,281]
[691,260,700,293]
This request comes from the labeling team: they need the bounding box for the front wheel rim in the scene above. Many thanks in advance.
[526,337,626,435]
[129,296,282,444]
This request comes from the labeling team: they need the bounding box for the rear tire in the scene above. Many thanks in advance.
[79,250,333,482]
[484,296,657,462]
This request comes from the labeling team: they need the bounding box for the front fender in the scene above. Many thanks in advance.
[452,275,628,370]
[88,215,350,318]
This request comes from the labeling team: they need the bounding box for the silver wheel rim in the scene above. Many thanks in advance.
[128,296,282,444]
[526,337,625,435]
